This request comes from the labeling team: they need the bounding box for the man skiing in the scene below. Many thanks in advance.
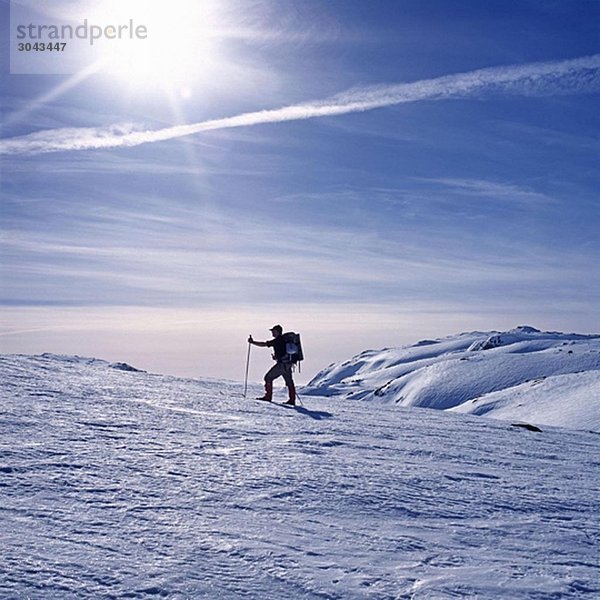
[248,324,297,405]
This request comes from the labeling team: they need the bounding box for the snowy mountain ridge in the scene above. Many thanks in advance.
[32,352,145,372]
[304,326,600,431]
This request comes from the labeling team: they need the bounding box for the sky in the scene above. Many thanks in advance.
[0,0,599,382]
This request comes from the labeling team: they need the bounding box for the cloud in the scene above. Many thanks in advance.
[1,54,599,155]
[3,201,593,310]
[413,178,556,205]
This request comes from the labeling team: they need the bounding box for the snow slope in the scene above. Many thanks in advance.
[451,370,600,427]
[1,353,599,599]
[303,326,600,431]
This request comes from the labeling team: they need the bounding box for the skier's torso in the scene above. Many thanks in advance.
[267,336,287,361]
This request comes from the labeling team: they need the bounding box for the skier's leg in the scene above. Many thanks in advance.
[285,381,296,404]
[259,379,273,401]
[259,364,281,401]
[282,365,296,405]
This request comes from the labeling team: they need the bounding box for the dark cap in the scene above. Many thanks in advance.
[269,324,283,333]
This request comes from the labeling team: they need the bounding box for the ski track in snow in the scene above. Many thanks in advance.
[1,353,599,599]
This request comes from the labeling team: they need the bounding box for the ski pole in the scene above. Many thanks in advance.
[243,339,251,398]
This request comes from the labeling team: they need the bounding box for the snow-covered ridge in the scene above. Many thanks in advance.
[304,326,600,431]
[17,352,145,372]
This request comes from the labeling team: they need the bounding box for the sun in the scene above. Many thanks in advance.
[87,0,228,94]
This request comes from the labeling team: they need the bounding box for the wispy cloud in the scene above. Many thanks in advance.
[413,178,557,205]
[3,202,594,309]
[1,54,599,155]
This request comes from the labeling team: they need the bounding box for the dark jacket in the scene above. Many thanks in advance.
[266,336,287,361]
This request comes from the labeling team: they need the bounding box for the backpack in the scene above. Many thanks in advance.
[282,331,304,367]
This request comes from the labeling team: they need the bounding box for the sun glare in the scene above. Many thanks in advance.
[87,0,227,94]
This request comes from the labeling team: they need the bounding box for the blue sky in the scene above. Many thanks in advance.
[1,0,599,381]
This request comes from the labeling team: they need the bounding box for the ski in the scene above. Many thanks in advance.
[244,396,333,419]
[253,397,297,407]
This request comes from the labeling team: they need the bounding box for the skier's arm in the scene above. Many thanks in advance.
[248,335,269,348]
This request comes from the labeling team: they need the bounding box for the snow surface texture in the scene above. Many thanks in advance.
[1,352,599,598]
[304,326,600,432]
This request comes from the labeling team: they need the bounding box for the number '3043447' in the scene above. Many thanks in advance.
[17,42,67,51]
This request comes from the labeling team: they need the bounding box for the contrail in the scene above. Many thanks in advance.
[1,54,599,155]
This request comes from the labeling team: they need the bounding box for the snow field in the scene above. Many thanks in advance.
[1,353,599,598]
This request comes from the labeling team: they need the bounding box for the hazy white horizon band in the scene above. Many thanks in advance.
[2,54,599,155]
